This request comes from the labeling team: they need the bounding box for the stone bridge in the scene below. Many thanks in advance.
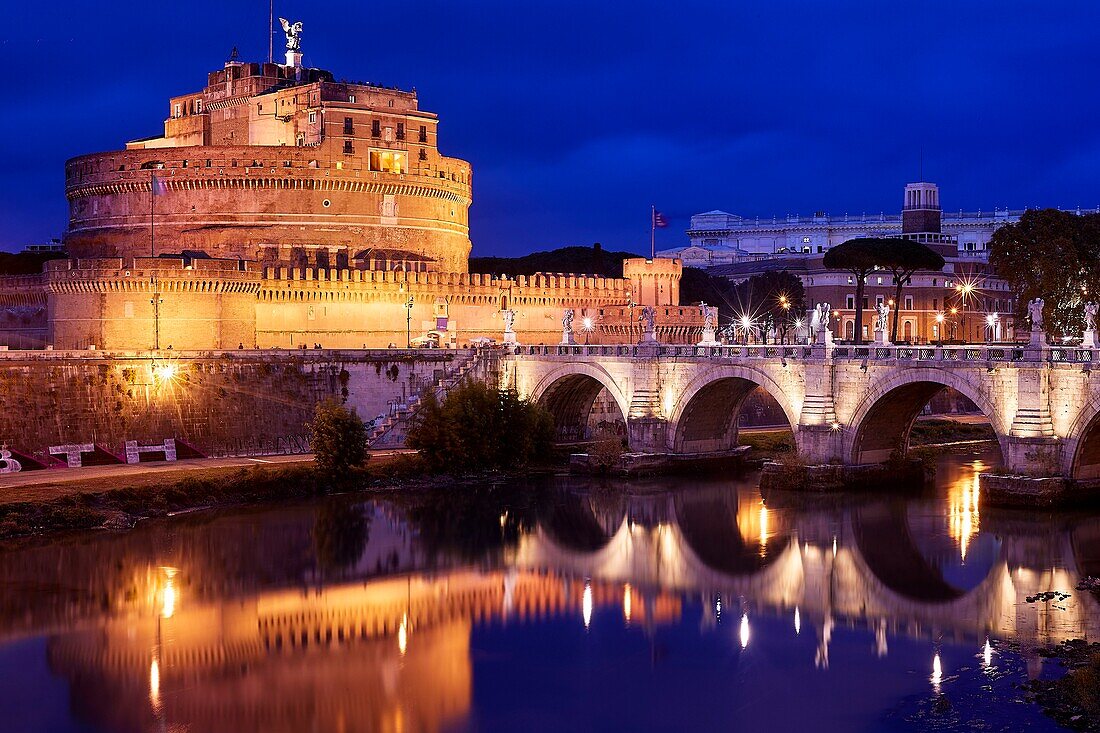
[504,342,1100,484]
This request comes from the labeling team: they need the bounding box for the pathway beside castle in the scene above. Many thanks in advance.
[0,451,411,505]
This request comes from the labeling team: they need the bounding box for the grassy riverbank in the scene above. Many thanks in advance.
[0,455,428,541]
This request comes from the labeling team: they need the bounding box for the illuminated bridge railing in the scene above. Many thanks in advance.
[518,343,1097,364]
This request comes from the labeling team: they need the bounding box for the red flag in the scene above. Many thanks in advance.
[652,209,669,228]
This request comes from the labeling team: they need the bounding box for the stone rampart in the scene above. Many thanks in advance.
[0,349,468,458]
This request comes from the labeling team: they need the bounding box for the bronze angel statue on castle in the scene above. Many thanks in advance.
[279,18,303,52]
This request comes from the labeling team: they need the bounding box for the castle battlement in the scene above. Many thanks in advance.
[44,258,262,295]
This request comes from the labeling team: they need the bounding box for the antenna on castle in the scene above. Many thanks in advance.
[268,0,274,63]
[919,145,924,182]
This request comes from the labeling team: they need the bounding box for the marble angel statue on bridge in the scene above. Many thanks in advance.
[1027,298,1045,331]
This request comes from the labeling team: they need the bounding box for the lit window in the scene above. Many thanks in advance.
[308,111,316,124]
[802,236,811,243]
[348,94,356,103]
[369,149,406,174]
[195,99,202,113]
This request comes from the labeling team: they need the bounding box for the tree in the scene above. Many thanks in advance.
[873,240,945,342]
[990,209,1100,337]
[731,270,807,342]
[822,238,888,344]
[407,380,554,473]
[308,400,369,474]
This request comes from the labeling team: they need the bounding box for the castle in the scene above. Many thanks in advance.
[0,23,697,351]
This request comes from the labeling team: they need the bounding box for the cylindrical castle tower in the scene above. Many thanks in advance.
[63,55,472,272]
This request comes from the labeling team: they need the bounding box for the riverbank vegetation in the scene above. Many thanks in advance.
[407,381,554,473]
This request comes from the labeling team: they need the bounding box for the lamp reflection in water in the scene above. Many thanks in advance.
[931,652,943,692]
[398,613,409,656]
[623,584,632,625]
[758,501,769,556]
[148,658,160,710]
[949,460,983,562]
[159,566,179,619]
[740,613,750,649]
[582,581,593,629]
[983,638,993,670]
[794,607,801,635]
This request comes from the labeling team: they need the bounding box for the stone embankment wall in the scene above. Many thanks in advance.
[0,349,472,458]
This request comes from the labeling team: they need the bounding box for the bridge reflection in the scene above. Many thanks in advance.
[0,463,1096,732]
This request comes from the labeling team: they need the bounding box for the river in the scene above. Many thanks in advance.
[0,447,1094,732]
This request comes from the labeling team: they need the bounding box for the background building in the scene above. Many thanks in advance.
[670,183,1017,344]
[662,192,1100,269]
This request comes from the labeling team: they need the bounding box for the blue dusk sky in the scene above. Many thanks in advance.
[4,1,1100,256]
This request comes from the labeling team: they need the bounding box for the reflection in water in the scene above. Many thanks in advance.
[0,450,1094,732]
[948,459,983,561]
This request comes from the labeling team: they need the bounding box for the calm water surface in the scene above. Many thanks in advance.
[0,447,1096,732]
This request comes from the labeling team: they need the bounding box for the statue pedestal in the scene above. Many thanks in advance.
[697,326,719,347]
[815,330,832,346]
[1029,328,1047,348]
[875,329,890,346]
[640,329,659,346]
[1084,329,1096,349]
[560,330,576,346]
[503,330,518,346]
[286,51,303,68]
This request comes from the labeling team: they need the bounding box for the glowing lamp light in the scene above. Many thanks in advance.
[986,313,998,326]
[582,317,594,331]
[830,420,841,431]
[740,315,753,329]
[153,363,177,383]
[935,313,945,323]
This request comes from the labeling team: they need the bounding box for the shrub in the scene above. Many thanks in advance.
[308,400,369,474]
[407,380,554,473]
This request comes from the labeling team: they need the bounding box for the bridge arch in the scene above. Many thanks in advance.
[527,363,630,444]
[1062,399,1100,479]
[845,368,1008,465]
[667,365,801,453]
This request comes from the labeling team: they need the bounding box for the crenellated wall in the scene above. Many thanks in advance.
[45,258,261,351]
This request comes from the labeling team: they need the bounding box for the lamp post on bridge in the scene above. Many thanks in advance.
[404,296,414,348]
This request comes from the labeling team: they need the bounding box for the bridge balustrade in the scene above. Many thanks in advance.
[515,341,1100,365]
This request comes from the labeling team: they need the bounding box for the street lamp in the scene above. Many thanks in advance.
[404,296,414,348]
[986,312,999,343]
[935,312,945,345]
[582,316,594,345]
[778,294,791,343]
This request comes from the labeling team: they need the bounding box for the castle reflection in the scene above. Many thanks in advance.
[0,451,1097,733]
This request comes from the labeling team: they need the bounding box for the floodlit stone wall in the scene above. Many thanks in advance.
[0,350,465,458]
